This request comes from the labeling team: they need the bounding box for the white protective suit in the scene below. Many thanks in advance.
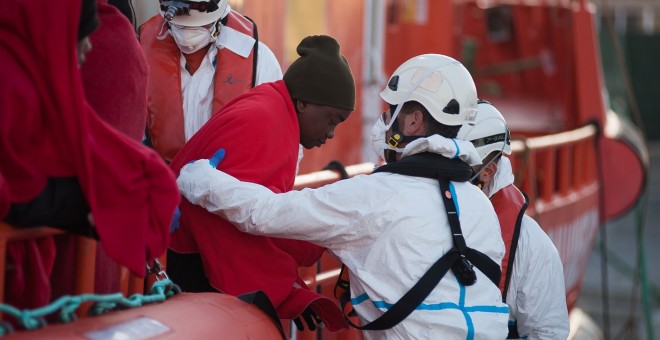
[490,157,570,340]
[177,136,509,340]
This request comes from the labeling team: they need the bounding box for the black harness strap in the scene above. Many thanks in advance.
[438,178,476,286]
[438,179,500,287]
[334,153,501,330]
[465,247,502,288]
[377,153,501,286]
[343,249,461,331]
[504,192,529,339]
[502,192,530,302]
[241,15,259,88]
[373,152,472,182]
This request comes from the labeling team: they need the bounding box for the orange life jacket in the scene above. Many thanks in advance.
[139,12,256,161]
[490,184,528,299]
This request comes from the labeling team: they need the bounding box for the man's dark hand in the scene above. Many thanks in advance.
[293,306,324,331]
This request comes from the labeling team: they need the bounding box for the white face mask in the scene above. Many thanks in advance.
[370,108,405,163]
[370,118,389,162]
[169,24,217,54]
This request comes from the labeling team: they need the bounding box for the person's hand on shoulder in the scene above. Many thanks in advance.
[173,148,226,230]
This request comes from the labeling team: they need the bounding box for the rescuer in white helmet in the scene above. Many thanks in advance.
[458,100,570,339]
[371,53,478,163]
[139,0,283,161]
[175,54,510,339]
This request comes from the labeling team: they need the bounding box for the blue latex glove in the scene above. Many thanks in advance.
[209,148,225,168]
[187,148,225,168]
[170,207,181,233]
[173,149,225,233]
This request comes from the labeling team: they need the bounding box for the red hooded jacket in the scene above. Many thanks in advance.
[170,80,346,331]
[0,0,180,305]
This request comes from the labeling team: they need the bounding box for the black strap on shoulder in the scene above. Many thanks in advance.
[437,179,500,287]
[503,193,529,339]
[502,192,530,302]
[385,155,499,287]
[438,179,469,255]
[437,178,476,286]
[373,152,472,182]
[242,15,259,88]
[334,156,500,330]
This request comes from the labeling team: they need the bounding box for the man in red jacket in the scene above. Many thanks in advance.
[167,35,356,332]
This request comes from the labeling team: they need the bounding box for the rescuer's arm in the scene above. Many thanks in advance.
[177,156,365,248]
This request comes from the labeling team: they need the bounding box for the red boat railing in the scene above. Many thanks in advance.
[510,124,599,218]
[293,163,376,190]
[509,123,600,310]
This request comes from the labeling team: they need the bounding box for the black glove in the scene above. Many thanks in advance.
[293,306,324,331]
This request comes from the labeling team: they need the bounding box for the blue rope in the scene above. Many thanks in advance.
[0,278,179,335]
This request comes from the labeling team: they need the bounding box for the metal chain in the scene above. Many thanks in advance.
[0,260,181,336]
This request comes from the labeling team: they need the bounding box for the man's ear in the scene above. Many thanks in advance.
[403,109,424,134]
[482,161,498,180]
[295,100,307,114]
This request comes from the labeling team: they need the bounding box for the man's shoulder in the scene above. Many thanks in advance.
[226,9,255,32]
[228,9,247,19]
[219,82,288,118]
[137,14,165,41]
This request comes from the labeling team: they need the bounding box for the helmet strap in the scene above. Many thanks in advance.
[469,151,502,191]
[470,172,485,189]
[384,149,398,164]
[385,119,429,163]
[387,114,425,149]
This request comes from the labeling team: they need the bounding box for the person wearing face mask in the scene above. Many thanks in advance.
[457,101,569,340]
[174,54,509,339]
[166,35,356,332]
[139,0,283,162]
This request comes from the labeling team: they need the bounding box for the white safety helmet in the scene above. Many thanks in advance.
[159,0,228,27]
[379,54,478,126]
[457,101,511,160]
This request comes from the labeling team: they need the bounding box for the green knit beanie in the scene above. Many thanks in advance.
[284,35,356,111]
